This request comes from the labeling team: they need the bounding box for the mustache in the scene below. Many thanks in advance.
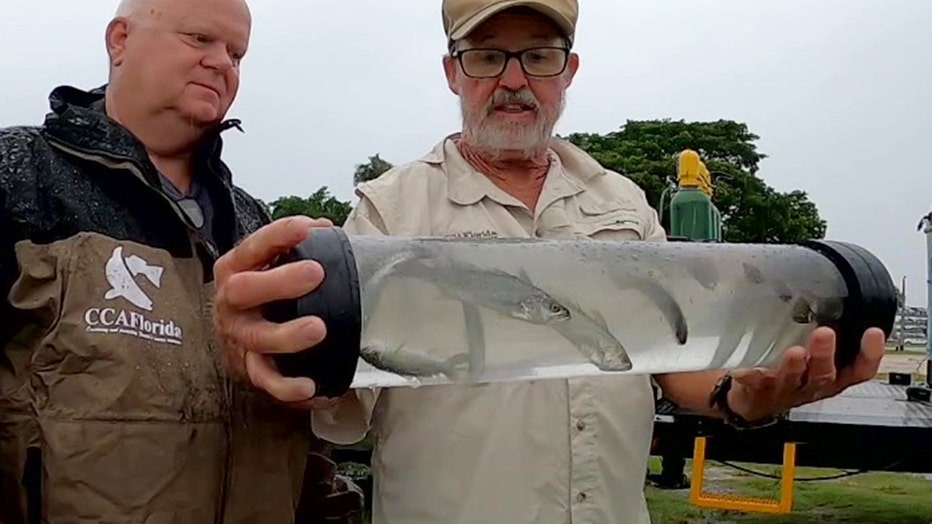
[485,89,540,113]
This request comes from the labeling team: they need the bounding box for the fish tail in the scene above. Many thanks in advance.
[633,280,688,345]
[616,273,689,345]
[664,297,689,345]
[708,314,747,370]
[363,251,422,318]
[383,250,421,275]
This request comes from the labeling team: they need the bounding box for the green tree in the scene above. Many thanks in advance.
[564,119,827,243]
[354,153,394,186]
[267,186,353,225]
[265,153,394,227]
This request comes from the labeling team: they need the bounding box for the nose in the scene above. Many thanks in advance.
[498,56,529,90]
[202,44,236,73]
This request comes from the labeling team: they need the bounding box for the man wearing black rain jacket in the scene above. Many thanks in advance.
[0,0,362,521]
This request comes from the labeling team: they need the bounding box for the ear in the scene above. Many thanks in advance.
[442,55,461,95]
[105,18,130,66]
[563,52,580,88]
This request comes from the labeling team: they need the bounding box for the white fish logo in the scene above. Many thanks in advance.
[103,246,163,311]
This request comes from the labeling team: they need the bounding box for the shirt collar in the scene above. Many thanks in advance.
[419,133,606,207]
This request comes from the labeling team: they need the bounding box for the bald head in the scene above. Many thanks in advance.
[113,0,251,27]
[114,0,147,19]
[104,0,252,153]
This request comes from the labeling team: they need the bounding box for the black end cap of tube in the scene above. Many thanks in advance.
[263,226,361,399]
[798,239,898,370]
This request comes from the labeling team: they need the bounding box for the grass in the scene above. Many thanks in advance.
[342,457,932,523]
[645,457,932,523]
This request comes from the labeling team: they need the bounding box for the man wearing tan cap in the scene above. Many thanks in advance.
[443,0,578,45]
[209,0,885,522]
[321,6,669,522]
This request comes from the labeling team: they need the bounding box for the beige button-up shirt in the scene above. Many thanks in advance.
[313,134,667,524]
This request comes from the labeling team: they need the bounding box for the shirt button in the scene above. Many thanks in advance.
[576,420,586,431]
[576,492,587,503]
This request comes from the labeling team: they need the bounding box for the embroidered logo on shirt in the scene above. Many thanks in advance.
[103,246,163,311]
[83,246,183,345]
[446,230,499,238]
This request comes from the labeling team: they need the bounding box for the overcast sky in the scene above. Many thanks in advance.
[3,0,931,308]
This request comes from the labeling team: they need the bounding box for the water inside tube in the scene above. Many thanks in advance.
[348,236,849,389]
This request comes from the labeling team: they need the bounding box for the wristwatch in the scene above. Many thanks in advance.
[708,373,779,430]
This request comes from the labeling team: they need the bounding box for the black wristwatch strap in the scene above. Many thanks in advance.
[709,373,778,430]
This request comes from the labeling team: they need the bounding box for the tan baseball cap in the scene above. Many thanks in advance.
[442,0,578,45]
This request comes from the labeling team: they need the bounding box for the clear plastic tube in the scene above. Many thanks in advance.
[265,229,897,398]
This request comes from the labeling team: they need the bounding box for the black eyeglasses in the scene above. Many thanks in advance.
[452,46,570,79]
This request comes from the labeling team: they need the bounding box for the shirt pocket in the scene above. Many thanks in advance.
[575,198,645,241]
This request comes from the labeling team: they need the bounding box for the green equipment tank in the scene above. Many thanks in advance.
[658,149,723,242]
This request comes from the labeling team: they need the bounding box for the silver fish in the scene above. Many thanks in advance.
[390,253,572,325]
[607,270,688,345]
[546,296,633,372]
[360,341,470,381]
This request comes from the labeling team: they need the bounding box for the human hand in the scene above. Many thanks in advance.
[212,215,340,409]
[727,326,886,422]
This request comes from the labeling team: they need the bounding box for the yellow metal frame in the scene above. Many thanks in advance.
[689,436,797,514]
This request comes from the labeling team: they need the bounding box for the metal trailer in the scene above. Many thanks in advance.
[647,160,932,514]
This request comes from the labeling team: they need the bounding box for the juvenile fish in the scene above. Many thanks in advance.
[360,341,470,381]
[607,270,688,345]
[391,253,572,325]
[547,296,633,372]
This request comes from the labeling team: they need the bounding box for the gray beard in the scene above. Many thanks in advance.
[459,94,566,160]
